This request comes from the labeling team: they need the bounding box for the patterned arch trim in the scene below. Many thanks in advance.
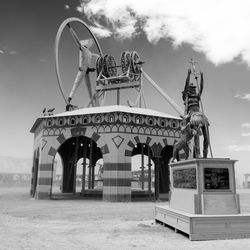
[101,144,110,155]
[124,136,177,157]
[91,132,101,142]
[46,129,109,158]
[56,133,66,145]
[163,138,168,146]
[48,147,57,157]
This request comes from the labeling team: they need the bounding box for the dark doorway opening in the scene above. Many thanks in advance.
[159,145,173,200]
[52,136,103,199]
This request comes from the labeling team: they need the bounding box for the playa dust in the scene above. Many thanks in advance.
[1,187,250,250]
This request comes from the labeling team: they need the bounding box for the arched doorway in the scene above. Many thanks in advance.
[51,153,63,194]
[52,136,103,198]
[159,145,173,200]
[131,143,154,199]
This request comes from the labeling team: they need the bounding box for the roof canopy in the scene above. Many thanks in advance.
[30,105,181,133]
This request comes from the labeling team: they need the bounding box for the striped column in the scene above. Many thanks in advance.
[35,145,57,199]
[103,162,131,202]
[36,163,53,199]
[30,151,36,197]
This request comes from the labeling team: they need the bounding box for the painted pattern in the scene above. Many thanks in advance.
[38,112,180,138]
[112,135,125,148]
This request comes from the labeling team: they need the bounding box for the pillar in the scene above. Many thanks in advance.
[148,147,152,196]
[72,137,79,193]
[81,140,87,193]
[141,144,145,190]
[88,140,93,189]
[30,149,39,197]
[154,156,160,200]
[35,145,56,199]
[103,147,131,202]
[91,163,95,189]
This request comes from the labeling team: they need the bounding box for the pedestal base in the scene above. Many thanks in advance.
[155,205,250,241]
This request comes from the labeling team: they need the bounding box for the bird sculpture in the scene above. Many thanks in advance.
[42,108,46,116]
[47,108,55,116]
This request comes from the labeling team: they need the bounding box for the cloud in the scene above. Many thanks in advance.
[241,133,250,137]
[242,123,250,128]
[235,93,250,101]
[77,0,250,66]
[89,25,112,38]
[76,6,83,12]
[89,21,113,38]
[227,144,250,152]
[0,48,18,55]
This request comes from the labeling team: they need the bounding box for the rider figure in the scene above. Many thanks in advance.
[182,69,203,115]
[66,23,96,109]
[68,39,94,104]
[182,69,209,158]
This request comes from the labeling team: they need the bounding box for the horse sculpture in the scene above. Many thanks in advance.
[188,108,209,158]
[172,119,198,162]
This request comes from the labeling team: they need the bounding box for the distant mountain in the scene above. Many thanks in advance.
[0,156,32,174]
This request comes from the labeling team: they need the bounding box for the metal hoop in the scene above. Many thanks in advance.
[55,17,103,104]
[96,56,103,77]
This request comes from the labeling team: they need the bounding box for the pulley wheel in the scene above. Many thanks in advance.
[131,51,141,81]
[102,55,109,78]
[131,51,141,74]
[121,51,131,74]
[105,55,117,77]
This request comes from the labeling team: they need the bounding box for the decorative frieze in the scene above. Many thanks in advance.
[39,111,180,138]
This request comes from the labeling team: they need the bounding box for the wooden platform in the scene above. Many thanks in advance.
[155,205,250,241]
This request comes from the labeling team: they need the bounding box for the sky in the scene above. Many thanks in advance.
[1,0,250,182]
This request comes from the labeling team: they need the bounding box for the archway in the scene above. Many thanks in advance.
[52,135,103,198]
[159,145,173,200]
[131,143,154,199]
[51,153,63,194]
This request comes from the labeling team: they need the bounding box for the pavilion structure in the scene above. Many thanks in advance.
[30,105,181,201]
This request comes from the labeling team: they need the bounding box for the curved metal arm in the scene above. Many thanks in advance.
[142,70,184,117]
[67,23,82,50]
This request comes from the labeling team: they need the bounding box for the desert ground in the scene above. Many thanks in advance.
[1,188,250,249]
